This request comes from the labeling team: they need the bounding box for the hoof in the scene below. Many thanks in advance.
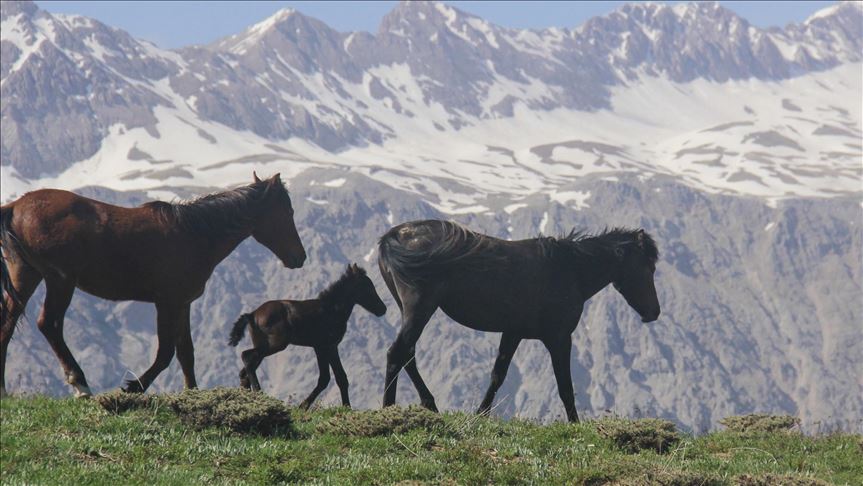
[298,400,312,410]
[421,399,439,413]
[122,379,145,394]
[72,384,93,399]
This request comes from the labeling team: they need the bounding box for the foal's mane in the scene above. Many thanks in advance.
[318,266,366,304]
[537,227,659,264]
[145,179,289,236]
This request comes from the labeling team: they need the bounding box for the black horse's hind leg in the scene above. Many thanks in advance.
[124,303,181,393]
[0,262,41,398]
[174,305,197,389]
[38,277,92,398]
[477,333,522,415]
[543,336,579,422]
[300,346,330,409]
[328,346,350,408]
[403,347,437,412]
[240,346,268,391]
[383,293,437,408]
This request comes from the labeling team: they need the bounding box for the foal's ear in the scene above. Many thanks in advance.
[253,171,262,183]
[637,229,646,249]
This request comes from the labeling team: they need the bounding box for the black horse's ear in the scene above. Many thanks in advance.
[637,229,646,249]
[253,171,262,183]
[272,173,282,183]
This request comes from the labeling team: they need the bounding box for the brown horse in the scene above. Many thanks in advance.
[0,172,306,397]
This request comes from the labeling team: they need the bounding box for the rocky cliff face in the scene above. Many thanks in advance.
[1,1,861,432]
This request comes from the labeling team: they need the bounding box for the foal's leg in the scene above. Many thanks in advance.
[328,346,350,408]
[37,277,91,398]
[124,303,181,393]
[477,333,522,415]
[0,263,42,397]
[240,346,269,391]
[300,346,330,409]
[173,305,197,389]
[383,294,437,409]
[543,336,579,422]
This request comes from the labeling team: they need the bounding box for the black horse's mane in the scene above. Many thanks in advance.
[379,220,658,285]
[318,265,367,305]
[145,179,289,237]
[537,227,659,264]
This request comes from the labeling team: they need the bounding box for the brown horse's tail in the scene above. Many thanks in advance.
[228,313,254,346]
[0,204,24,320]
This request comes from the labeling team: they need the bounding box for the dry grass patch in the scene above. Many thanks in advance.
[163,387,293,436]
[719,414,800,433]
[317,405,445,437]
[94,390,154,414]
[594,417,681,454]
[616,468,723,486]
[735,474,830,486]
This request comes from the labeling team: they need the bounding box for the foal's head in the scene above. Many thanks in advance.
[611,229,660,323]
[249,172,307,269]
[323,264,387,316]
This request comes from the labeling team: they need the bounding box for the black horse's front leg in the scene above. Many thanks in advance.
[543,336,578,422]
[477,333,522,415]
[328,346,351,408]
[300,346,330,409]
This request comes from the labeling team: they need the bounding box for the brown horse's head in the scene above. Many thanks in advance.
[250,172,306,268]
[612,229,660,323]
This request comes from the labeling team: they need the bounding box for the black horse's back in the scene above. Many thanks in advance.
[378,220,502,285]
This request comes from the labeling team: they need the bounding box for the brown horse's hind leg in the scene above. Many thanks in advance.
[173,305,197,389]
[37,277,91,398]
[124,303,181,393]
[0,263,42,398]
[477,333,522,416]
[240,347,268,391]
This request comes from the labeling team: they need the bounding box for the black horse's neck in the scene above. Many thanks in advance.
[573,252,619,300]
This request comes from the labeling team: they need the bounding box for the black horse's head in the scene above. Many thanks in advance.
[346,263,388,317]
[612,229,660,323]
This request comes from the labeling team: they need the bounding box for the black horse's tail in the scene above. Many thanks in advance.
[228,313,254,346]
[0,204,24,321]
[378,220,500,287]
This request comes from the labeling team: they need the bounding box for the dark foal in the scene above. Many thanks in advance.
[228,264,387,409]
[378,220,660,422]
[0,172,305,397]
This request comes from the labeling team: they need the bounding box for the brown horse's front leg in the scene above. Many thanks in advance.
[174,305,197,389]
[124,303,180,393]
[328,346,350,408]
[300,346,330,409]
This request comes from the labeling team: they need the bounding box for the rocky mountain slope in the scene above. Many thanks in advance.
[1,1,861,432]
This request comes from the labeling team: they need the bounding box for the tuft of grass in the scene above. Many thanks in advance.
[593,417,681,454]
[617,468,723,486]
[316,405,445,437]
[94,390,154,414]
[163,387,293,436]
[720,414,801,433]
[735,473,830,485]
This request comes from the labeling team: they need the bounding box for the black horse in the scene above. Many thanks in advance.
[228,264,387,409]
[377,220,660,422]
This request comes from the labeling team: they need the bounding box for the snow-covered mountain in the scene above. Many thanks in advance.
[1,1,861,432]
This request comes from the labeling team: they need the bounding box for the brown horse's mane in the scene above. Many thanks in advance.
[318,265,366,304]
[144,180,290,237]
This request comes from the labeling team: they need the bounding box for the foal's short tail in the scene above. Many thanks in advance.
[0,204,24,320]
[228,313,254,346]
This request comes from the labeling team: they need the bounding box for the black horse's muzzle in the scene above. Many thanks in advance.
[641,308,661,323]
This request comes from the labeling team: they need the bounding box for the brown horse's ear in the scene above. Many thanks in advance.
[253,171,262,183]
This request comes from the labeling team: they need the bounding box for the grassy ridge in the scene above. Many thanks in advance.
[1,394,861,485]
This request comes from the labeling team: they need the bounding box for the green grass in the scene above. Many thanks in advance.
[2,395,861,485]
